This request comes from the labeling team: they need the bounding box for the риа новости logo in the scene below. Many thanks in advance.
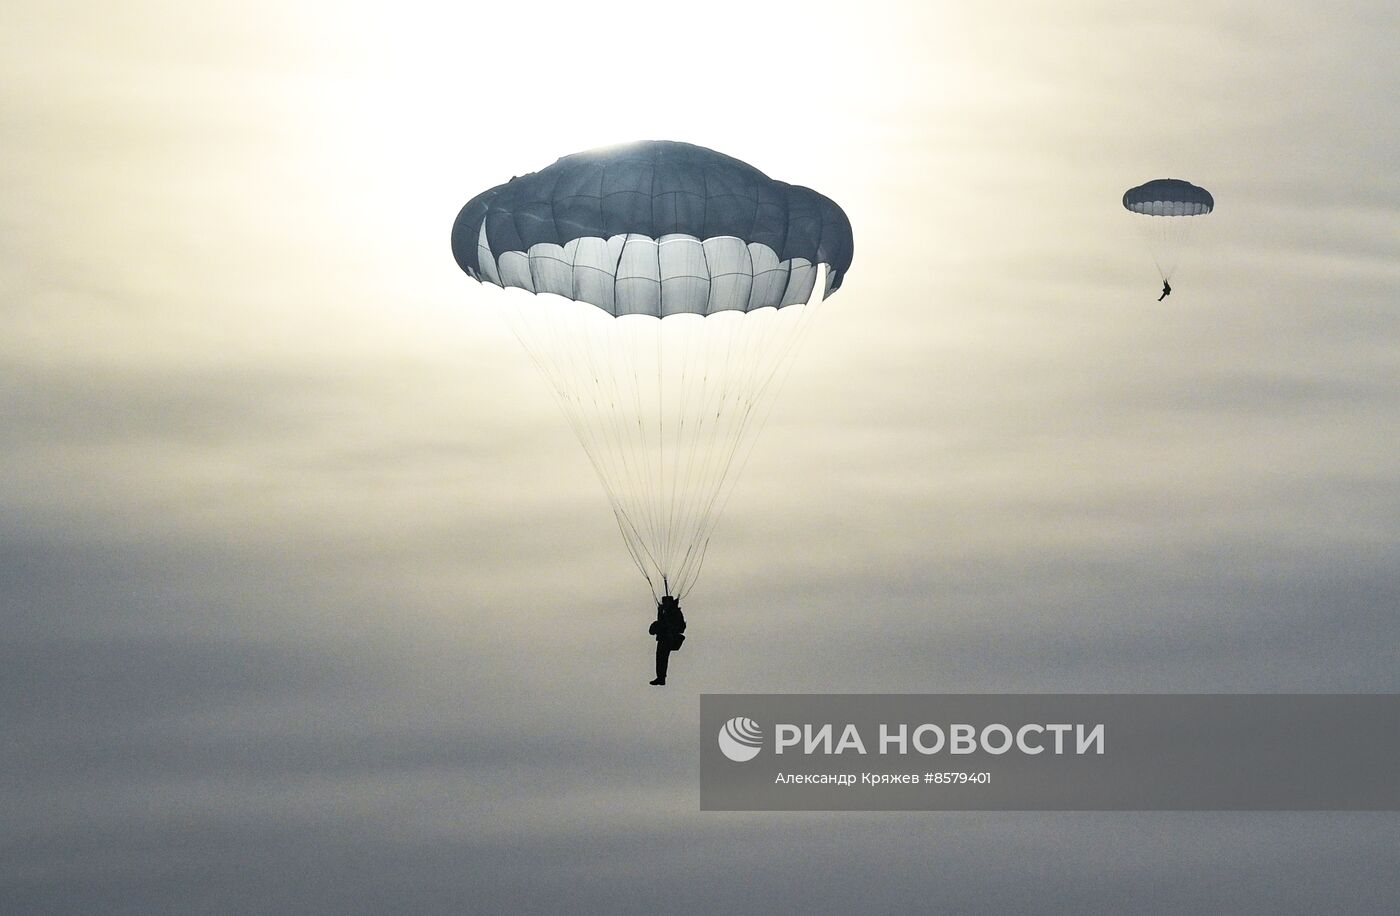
[718,717,763,762]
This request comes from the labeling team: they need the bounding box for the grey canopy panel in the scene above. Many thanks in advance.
[451,141,854,316]
[1122,178,1215,217]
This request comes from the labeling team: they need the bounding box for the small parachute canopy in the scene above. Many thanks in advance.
[1122,179,1214,217]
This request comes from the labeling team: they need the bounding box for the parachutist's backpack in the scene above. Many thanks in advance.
[670,610,686,651]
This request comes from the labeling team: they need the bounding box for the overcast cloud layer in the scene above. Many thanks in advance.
[3,1,1399,912]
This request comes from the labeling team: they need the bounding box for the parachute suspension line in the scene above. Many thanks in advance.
[1134,215,1174,281]
[621,314,656,568]
[489,263,830,603]
[549,302,645,574]
[673,309,759,596]
[650,314,674,578]
[667,271,828,598]
[621,312,667,592]
[668,310,736,592]
[675,282,829,596]
[627,311,670,597]
[1149,233,1168,283]
[669,318,741,595]
[655,311,713,597]
[499,295,662,599]
[662,314,694,579]
[602,312,662,592]
[675,308,765,589]
[1132,214,1203,284]
[625,313,665,602]
[612,309,644,560]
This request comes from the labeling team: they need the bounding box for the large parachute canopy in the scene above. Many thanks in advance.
[1122,178,1214,281]
[452,141,853,600]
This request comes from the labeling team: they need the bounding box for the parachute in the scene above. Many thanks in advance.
[452,141,854,600]
[1122,178,1214,282]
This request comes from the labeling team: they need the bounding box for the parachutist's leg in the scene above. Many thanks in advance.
[654,643,670,684]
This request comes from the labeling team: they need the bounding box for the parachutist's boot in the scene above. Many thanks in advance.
[650,677,666,686]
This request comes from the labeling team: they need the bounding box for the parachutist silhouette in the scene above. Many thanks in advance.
[1123,179,1212,303]
[648,596,686,685]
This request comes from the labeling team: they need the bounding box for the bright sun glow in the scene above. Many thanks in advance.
[307,0,956,282]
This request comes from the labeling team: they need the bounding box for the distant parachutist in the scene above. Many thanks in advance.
[1122,178,1213,302]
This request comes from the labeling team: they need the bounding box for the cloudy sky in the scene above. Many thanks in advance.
[3,1,1398,912]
